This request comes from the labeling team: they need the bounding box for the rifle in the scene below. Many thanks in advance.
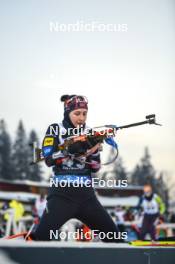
[30,114,161,165]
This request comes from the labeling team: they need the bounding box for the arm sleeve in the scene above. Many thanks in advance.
[136,196,143,211]
[155,195,166,215]
[42,124,60,167]
[88,149,101,173]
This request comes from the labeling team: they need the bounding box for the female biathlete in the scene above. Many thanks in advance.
[31,95,124,242]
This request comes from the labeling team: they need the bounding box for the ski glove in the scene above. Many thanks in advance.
[67,141,89,156]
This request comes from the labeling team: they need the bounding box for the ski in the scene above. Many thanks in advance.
[130,240,175,246]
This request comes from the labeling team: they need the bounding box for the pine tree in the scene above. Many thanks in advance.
[27,130,42,181]
[0,120,14,180]
[12,120,30,180]
[100,147,127,181]
[112,156,128,181]
[130,147,157,188]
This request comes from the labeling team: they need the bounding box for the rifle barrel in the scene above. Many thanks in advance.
[117,120,151,130]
